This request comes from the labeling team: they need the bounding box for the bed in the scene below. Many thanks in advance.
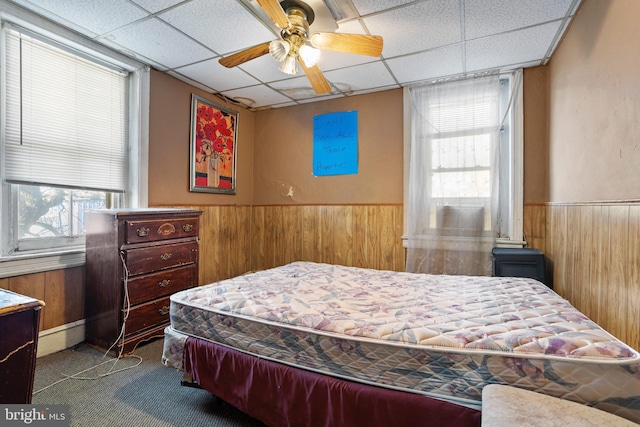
[162,261,640,426]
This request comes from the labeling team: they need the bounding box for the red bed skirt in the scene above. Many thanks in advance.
[184,337,481,427]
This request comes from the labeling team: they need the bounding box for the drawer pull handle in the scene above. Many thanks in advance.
[158,279,171,288]
[136,227,150,237]
[160,253,172,261]
[183,224,194,232]
[158,306,170,316]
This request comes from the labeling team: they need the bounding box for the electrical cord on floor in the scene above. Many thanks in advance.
[33,251,146,394]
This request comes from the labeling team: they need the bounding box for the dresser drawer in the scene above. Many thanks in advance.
[126,265,197,306]
[124,297,171,336]
[124,241,198,276]
[125,217,199,244]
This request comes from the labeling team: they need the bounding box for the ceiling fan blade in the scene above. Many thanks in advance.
[311,33,383,57]
[219,42,271,68]
[300,61,331,94]
[256,0,290,29]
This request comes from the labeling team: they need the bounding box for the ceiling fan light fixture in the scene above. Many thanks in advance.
[279,54,298,75]
[269,39,290,62]
[299,44,320,67]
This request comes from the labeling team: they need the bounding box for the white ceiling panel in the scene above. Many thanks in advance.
[363,0,461,58]
[238,54,291,84]
[350,0,415,16]
[131,0,184,14]
[465,21,562,72]
[348,84,402,98]
[101,18,215,69]
[174,59,262,92]
[158,0,275,55]
[269,74,335,101]
[387,44,463,84]
[165,70,216,93]
[464,0,575,39]
[324,61,396,92]
[220,84,293,108]
[4,0,582,110]
[9,0,148,36]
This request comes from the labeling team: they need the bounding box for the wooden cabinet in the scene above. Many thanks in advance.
[0,289,44,403]
[85,209,201,355]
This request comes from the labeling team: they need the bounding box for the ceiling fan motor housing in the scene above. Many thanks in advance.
[280,1,314,57]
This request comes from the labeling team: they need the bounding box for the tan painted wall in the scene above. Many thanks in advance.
[148,70,255,206]
[252,89,404,205]
[523,66,549,203]
[548,0,640,203]
[539,0,640,351]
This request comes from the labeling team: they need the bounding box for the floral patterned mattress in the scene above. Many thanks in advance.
[163,261,640,423]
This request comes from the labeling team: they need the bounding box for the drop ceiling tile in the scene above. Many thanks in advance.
[174,58,261,92]
[363,0,461,58]
[9,0,148,36]
[464,0,575,39]
[317,51,378,72]
[465,21,561,72]
[101,18,215,69]
[253,100,299,110]
[158,0,275,55]
[386,44,463,84]
[325,61,396,93]
[220,84,293,109]
[165,70,215,92]
[336,18,367,34]
[350,0,415,16]
[131,0,184,14]
[269,75,334,101]
[95,37,171,70]
[238,55,291,84]
[348,84,402,97]
[297,93,345,104]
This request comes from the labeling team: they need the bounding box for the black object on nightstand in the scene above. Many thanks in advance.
[491,248,550,289]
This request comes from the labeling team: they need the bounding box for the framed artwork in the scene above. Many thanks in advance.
[189,94,238,194]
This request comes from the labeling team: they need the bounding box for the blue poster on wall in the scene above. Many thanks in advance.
[313,110,358,176]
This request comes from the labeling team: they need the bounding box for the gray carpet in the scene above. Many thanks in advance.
[32,339,267,427]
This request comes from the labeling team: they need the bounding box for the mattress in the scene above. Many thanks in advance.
[165,261,640,423]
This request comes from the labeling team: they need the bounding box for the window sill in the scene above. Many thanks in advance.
[402,235,526,250]
[0,249,85,279]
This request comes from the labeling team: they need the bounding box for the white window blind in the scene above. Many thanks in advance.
[4,28,128,192]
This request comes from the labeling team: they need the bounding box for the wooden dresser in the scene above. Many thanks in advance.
[0,289,44,403]
[85,209,201,355]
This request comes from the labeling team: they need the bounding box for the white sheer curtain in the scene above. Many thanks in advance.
[405,75,502,276]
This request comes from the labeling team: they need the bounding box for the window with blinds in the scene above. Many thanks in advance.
[4,28,128,191]
[2,26,128,253]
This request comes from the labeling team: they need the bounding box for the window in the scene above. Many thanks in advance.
[404,72,523,241]
[425,79,500,236]
[403,71,524,275]
[0,9,149,276]
[3,28,126,253]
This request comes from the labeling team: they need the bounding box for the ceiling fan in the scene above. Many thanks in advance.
[218,0,383,94]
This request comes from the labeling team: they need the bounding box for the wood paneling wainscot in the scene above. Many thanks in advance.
[526,203,640,352]
[195,205,253,285]
[251,205,405,273]
[0,267,84,332]
[179,204,405,284]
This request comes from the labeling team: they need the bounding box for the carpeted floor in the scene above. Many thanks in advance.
[32,339,267,427]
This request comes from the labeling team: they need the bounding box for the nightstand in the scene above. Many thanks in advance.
[491,247,550,288]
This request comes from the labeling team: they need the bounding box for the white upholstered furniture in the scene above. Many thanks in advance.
[482,384,637,427]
